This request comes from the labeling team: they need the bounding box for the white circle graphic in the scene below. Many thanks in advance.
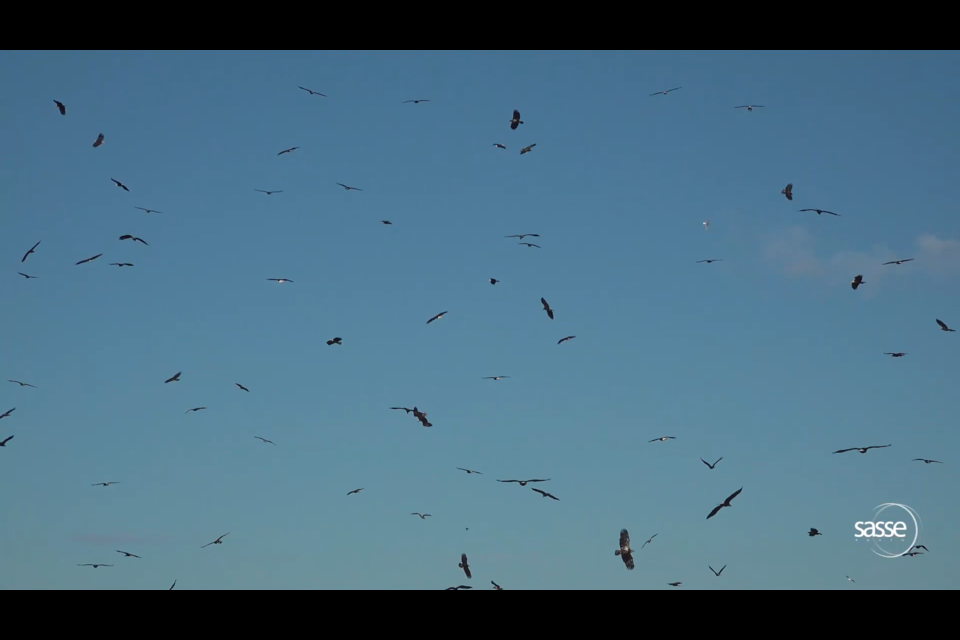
[868,503,921,559]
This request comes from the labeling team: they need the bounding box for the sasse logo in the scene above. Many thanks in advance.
[854,521,907,538]
[855,503,922,558]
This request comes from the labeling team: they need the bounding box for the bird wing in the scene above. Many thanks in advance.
[706,504,724,520]
[0,436,13,445]
[541,298,549,309]
[867,444,891,450]
[498,479,518,483]
[937,319,948,329]
[461,554,471,578]
[725,488,743,503]
[513,110,520,120]
[619,528,631,551]
[833,448,855,454]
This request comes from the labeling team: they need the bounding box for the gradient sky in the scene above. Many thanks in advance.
[1,50,958,590]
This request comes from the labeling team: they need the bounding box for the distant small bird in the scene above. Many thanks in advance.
[75,254,102,265]
[489,278,499,285]
[119,235,148,245]
[54,100,66,115]
[519,242,541,248]
[497,479,549,486]
[851,274,864,290]
[426,311,448,324]
[482,376,510,381]
[833,445,890,455]
[701,457,723,470]
[649,436,676,443]
[336,183,362,191]
[254,437,276,445]
[883,259,913,265]
[169,580,176,590]
[735,105,764,111]
[615,529,635,570]
[936,319,955,332]
[446,585,472,590]
[493,144,506,149]
[884,352,907,358]
[491,581,503,590]
[458,554,472,579]
[0,436,14,447]
[117,551,141,558]
[0,408,15,420]
[668,582,683,587]
[92,482,120,487]
[254,189,282,195]
[650,87,682,96]
[111,178,130,192]
[267,278,293,284]
[799,208,840,216]
[382,220,392,225]
[185,407,206,414]
[326,337,342,346]
[457,468,483,475]
[697,259,723,264]
[402,99,430,104]
[347,488,364,496]
[641,533,658,549]
[846,575,855,583]
[411,513,432,519]
[558,336,576,344]
[109,263,134,267]
[912,459,942,464]
[236,383,249,392]
[903,552,924,557]
[78,564,113,569]
[532,488,559,500]
[911,545,929,552]
[520,144,536,155]
[808,528,823,537]
[703,220,710,231]
[277,147,299,155]
[541,298,554,320]
[412,407,432,428]
[201,533,229,549]
[18,273,38,279]
[92,133,104,148]
[8,380,36,388]
[781,183,793,200]
[21,241,40,263]
[505,234,539,240]
[510,110,523,130]
[710,565,726,577]
[164,372,181,384]
[134,207,163,214]
[706,487,743,520]
[298,86,326,96]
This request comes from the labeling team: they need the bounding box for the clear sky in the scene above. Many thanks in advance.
[1,50,958,590]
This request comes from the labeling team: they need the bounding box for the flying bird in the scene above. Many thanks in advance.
[413,408,432,427]
[650,87,682,96]
[456,468,483,475]
[426,311,448,324]
[119,235,148,245]
[884,352,907,358]
[491,581,503,590]
[201,533,229,549]
[254,437,276,445]
[75,254,102,265]
[936,319,955,332]
[532,488,559,500]
[445,585,472,590]
[402,99,430,104]
[8,380,36,388]
[697,259,722,264]
[615,529,635,570]
[912,459,942,464]
[706,487,743,520]
[505,234,540,240]
[703,220,710,231]
[883,259,913,265]
[458,554,472,579]
[668,582,683,587]
[78,564,113,569]
[833,445,891,454]
[510,110,523,130]
[134,207,163,214]
[92,133,104,148]
[489,278,499,285]
[0,408,15,420]
[347,488,364,496]
[18,272,38,278]
[235,383,249,392]
[541,298,554,319]
[558,336,576,344]
[497,479,549,486]
[903,552,924,557]
[54,100,66,115]
[267,278,293,283]
[254,189,282,195]
[649,436,676,443]
[382,220,392,225]
[169,580,176,590]
[109,263,134,267]
[781,183,793,200]
[0,436,13,447]
[701,457,723,469]
[520,144,536,155]
[336,183,362,191]
[277,147,299,155]
[799,208,840,216]
[641,534,658,549]
[851,274,864,290]
[493,144,506,149]
[735,105,764,111]
[710,565,726,577]
[92,482,120,487]
[21,240,40,263]
[111,179,130,191]
[519,242,541,248]
[164,372,181,384]
[326,337,342,346]
[116,551,141,558]
[411,513,432,519]
[482,376,510,381]
[911,545,929,552]
[846,575,856,583]
[298,86,326,96]
[185,407,207,414]
[808,528,823,537]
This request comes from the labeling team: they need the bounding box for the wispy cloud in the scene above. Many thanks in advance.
[71,532,175,546]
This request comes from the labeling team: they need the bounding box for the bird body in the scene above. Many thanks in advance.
[701,457,723,469]
[493,144,506,149]
[650,87,682,96]
[519,242,541,248]
[201,533,229,548]
[54,100,66,115]
[78,564,113,568]
[21,240,40,263]
[520,143,536,155]
[489,278,499,285]
[541,298,554,319]
[851,275,864,290]
[277,147,299,155]
[110,263,134,267]
[165,372,181,384]
[117,550,141,558]
[336,183,362,191]
[255,189,282,195]
[267,278,293,283]
[119,235,148,245]
[326,337,342,346]
[799,208,840,216]
[936,319,955,332]
[781,183,793,200]
[649,436,676,443]
[185,407,206,414]
[697,259,723,264]
[134,207,163,214]
[92,482,120,487]
[236,383,249,392]
[913,459,942,464]
[557,336,576,344]
[459,553,472,578]
[510,110,523,130]
[75,254,103,265]
[457,468,482,475]
[298,86,326,96]
[8,380,37,388]
[706,487,742,520]
[497,478,549,486]
[833,445,890,454]
[735,105,764,111]
[347,488,364,496]
[426,311,448,324]
[403,99,430,104]
[884,352,907,357]
[710,565,726,577]
[254,437,276,445]
[482,376,510,381]
[615,529,635,570]
[93,133,104,148]
[883,259,914,265]
[411,513,432,519]
[505,234,539,240]
[808,528,822,537]
[111,179,130,191]
[532,488,559,500]
[668,582,683,587]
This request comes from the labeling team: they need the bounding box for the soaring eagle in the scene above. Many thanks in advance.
[615,529,635,570]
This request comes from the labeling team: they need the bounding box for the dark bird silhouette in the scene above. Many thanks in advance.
[497,479,549,486]
[109,263,134,267]
[456,468,482,475]
[851,274,864,290]
[808,528,823,537]
[111,179,129,192]
[0,408,15,420]
[403,99,430,104]
[326,337,342,346]
[201,533,229,549]
[833,445,891,454]
[489,278,499,285]
[649,436,676,443]
[298,86,326,96]
[18,272,38,278]
[164,372,181,384]
[615,529,635,570]
[117,551,141,558]
[54,100,66,115]
[235,383,249,392]
[510,110,523,130]
[267,278,293,284]
[277,147,299,155]
[519,242,541,248]
[347,488,364,496]
[482,376,510,381]
[912,459,942,464]
[558,336,576,344]
[21,240,40,263]
[75,254,102,265]
[781,183,793,200]
[532,488,559,500]
[936,319,955,332]
[169,580,176,590]
[458,554,472,579]
[8,380,36,388]
[710,565,726,577]
[520,144,536,155]
[706,487,743,520]
[119,235,148,245]
[336,183,362,191]
[491,581,503,590]
[78,564,113,569]
[382,220,392,225]
[254,189,282,195]
[92,482,120,487]
[735,105,764,111]
[254,437,276,445]
[413,408,432,427]
[493,144,506,149]
[668,582,683,587]
[911,545,929,552]
[185,407,206,414]
[134,207,163,214]
[883,258,914,265]
[541,298,554,319]
[446,585,472,590]
[505,234,540,242]
[884,352,907,358]
[904,552,924,557]
[799,208,840,216]
[697,259,723,264]
[92,133,104,148]
[641,534,658,549]
[426,311,448,324]
[701,457,723,469]
[411,513,432,519]
[391,407,415,414]
[650,87,682,96]
[0,436,13,447]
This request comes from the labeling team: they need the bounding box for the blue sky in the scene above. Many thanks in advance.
[1,50,958,590]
